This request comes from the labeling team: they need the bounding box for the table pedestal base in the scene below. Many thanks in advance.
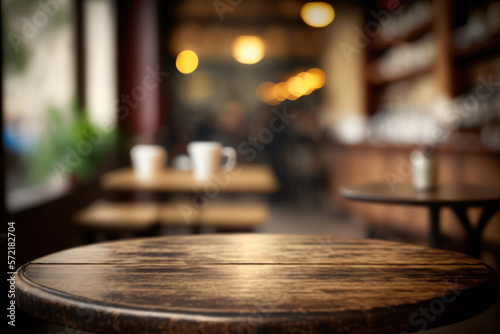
[451,205,500,258]
[429,206,441,248]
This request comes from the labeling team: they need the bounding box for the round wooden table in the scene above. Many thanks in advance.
[340,184,500,256]
[16,234,499,334]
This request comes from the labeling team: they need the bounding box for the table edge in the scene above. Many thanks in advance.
[340,184,500,206]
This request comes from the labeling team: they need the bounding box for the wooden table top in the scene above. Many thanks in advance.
[16,234,499,334]
[340,183,500,206]
[100,164,279,193]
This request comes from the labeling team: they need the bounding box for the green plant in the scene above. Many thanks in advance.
[31,101,117,182]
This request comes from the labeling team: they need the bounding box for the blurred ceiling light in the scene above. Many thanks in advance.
[176,50,199,74]
[279,82,291,100]
[287,77,301,98]
[300,2,335,28]
[257,67,324,105]
[273,82,290,101]
[232,36,265,64]
[307,68,326,89]
[256,82,276,103]
[298,72,315,94]
[287,76,308,97]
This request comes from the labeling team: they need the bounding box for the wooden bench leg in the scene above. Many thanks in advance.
[83,231,96,244]
[366,227,377,239]
[429,206,441,248]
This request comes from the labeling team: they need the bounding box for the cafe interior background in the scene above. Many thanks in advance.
[2,0,500,332]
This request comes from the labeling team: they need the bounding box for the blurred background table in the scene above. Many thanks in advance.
[341,184,500,256]
[72,164,279,239]
[100,164,279,193]
[16,234,499,334]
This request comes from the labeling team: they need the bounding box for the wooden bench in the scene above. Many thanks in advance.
[159,200,269,231]
[74,199,269,241]
[73,201,160,242]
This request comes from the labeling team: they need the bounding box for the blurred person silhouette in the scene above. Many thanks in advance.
[194,113,216,142]
[253,107,294,202]
[282,109,327,207]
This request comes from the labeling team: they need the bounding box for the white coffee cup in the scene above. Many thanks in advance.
[187,141,236,181]
[130,145,167,180]
[410,149,436,192]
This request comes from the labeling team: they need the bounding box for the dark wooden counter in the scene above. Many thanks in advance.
[16,234,499,333]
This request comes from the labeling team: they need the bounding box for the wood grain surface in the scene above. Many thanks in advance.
[16,234,499,334]
[100,164,279,193]
[340,183,500,206]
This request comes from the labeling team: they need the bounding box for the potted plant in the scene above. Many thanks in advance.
[30,101,117,183]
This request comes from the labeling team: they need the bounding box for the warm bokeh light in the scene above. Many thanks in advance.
[257,67,325,104]
[267,99,281,105]
[300,2,335,28]
[298,72,316,94]
[287,75,308,97]
[256,82,276,103]
[176,50,199,74]
[307,68,326,89]
[232,36,265,64]
[273,82,290,101]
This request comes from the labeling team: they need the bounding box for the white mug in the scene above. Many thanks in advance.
[187,141,236,181]
[130,145,167,180]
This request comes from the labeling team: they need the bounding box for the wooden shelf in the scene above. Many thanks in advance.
[367,62,433,86]
[363,2,437,116]
[332,130,499,155]
[370,21,433,51]
[453,32,500,61]
[363,0,500,115]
